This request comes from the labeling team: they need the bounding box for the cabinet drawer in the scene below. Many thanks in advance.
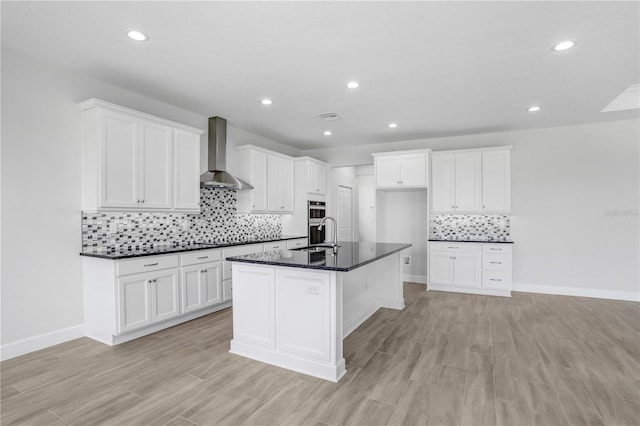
[263,241,286,251]
[482,270,512,290]
[482,253,512,271]
[429,242,482,253]
[286,239,306,249]
[483,244,512,254]
[116,255,178,276]
[180,249,221,266]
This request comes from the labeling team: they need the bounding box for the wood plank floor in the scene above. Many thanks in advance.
[2,283,639,425]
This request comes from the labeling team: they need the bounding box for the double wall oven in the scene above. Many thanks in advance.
[308,201,326,245]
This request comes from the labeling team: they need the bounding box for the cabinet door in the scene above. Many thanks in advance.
[181,265,204,313]
[100,110,139,208]
[482,150,511,213]
[139,120,173,209]
[202,262,223,307]
[307,161,327,195]
[431,154,455,212]
[232,265,276,349]
[454,152,482,212]
[429,251,453,286]
[252,151,268,211]
[276,269,332,362]
[280,157,294,211]
[117,274,151,333]
[150,270,180,322]
[375,156,400,188]
[400,154,427,187]
[174,130,201,210]
[267,155,294,212]
[452,252,481,288]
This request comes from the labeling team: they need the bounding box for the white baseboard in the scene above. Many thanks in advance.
[1,324,84,361]
[403,275,428,284]
[513,282,640,302]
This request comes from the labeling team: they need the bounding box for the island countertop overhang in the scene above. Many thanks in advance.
[225,241,411,272]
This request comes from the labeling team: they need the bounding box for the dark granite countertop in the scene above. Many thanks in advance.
[226,241,412,272]
[428,238,514,244]
[80,235,307,260]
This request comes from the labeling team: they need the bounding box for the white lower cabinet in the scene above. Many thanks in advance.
[276,268,332,362]
[117,267,180,333]
[83,250,230,346]
[232,265,276,349]
[428,242,512,296]
[180,261,222,314]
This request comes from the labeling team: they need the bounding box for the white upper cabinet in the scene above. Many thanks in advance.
[481,150,511,213]
[100,109,139,208]
[306,160,327,195]
[372,149,430,189]
[236,145,295,214]
[453,152,482,212]
[268,155,294,212]
[79,99,203,212]
[237,148,268,212]
[139,120,173,209]
[431,147,511,213]
[431,153,455,212]
[173,129,202,211]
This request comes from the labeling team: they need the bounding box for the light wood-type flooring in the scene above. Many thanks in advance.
[2,283,639,425]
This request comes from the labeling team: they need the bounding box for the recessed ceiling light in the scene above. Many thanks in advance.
[527,106,541,112]
[261,99,273,105]
[127,30,148,42]
[388,123,398,128]
[346,81,360,89]
[553,40,575,51]
[324,131,332,136]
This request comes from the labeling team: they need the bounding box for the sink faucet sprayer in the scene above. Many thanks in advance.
[318,216,338,248]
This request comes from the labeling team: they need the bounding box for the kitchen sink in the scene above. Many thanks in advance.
[294,245,339,252]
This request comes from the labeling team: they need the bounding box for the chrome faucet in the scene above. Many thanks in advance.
[318,216,338,247]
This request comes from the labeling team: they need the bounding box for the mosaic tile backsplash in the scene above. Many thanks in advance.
[82,187,282,251]
[429,214,511,241]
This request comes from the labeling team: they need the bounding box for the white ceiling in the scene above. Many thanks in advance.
[2,1,639,150]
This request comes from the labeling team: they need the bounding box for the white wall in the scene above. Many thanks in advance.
[0,49,295,358]
[304,120,640,300]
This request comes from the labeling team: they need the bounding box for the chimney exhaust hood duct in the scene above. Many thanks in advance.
[200,116,253,190]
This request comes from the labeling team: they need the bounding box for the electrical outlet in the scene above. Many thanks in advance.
[109,222,117,233]
[305,284,320,295]
[182,220,190,231]
[402,256,411,265]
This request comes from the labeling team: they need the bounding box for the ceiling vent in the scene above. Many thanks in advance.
[318,112,342,121]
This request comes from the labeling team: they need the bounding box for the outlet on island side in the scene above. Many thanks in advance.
[402,256,411,265]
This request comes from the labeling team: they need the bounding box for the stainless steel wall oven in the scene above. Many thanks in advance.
[308,201,326,245]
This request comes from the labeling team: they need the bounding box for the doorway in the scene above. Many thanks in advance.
[337,185,353,241]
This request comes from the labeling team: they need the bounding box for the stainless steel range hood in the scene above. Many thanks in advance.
[200,117,253,190]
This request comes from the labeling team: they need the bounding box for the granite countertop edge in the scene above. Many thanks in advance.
[227,242,412,272]
[80,235,307,260]
[428,239,514,244]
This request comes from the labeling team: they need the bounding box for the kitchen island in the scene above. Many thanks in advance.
[226,241,411,382]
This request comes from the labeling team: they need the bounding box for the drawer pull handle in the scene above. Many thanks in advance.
[490,248,501,251]
[272,246,280,249]
[490,261,502,265]
[144,263,159,267]
[447,247,459,249]
[197,256,208,260]
[490,278,502,282]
